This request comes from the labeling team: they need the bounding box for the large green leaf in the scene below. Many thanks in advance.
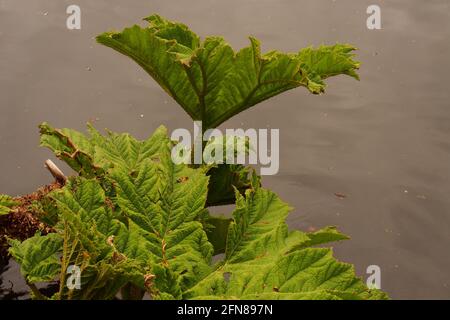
[97,14,360,129]
[0,194,18,215]
[109,146,214,294]
[186,247,387,300]
[184,184,387,300]
[9,178,150,299]
[51,179,149,300]
[39,123,169,176]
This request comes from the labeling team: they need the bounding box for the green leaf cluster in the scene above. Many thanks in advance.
[10,126,387,300]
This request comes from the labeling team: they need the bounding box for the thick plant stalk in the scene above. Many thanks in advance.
[26,280,48,300]
[44,160,66,185]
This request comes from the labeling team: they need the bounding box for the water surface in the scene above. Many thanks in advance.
[1,0,449,299]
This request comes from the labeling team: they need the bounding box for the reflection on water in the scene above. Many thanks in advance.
[0,259,27,300]
[0,0,449,299]
[0,258,59,300]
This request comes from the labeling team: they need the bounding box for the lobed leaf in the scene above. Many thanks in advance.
[39,123,169,175]
[186,185,387,300]
[8,233,63,283]
[109,150,214,291]
[186,247,387,300]
[49,179,150,299]
[225,185,292,264]
[97,14,360,129]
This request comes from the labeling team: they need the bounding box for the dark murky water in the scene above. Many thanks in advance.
[1,0,449,299]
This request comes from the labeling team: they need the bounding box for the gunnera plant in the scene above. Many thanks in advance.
[2,14,387,300]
